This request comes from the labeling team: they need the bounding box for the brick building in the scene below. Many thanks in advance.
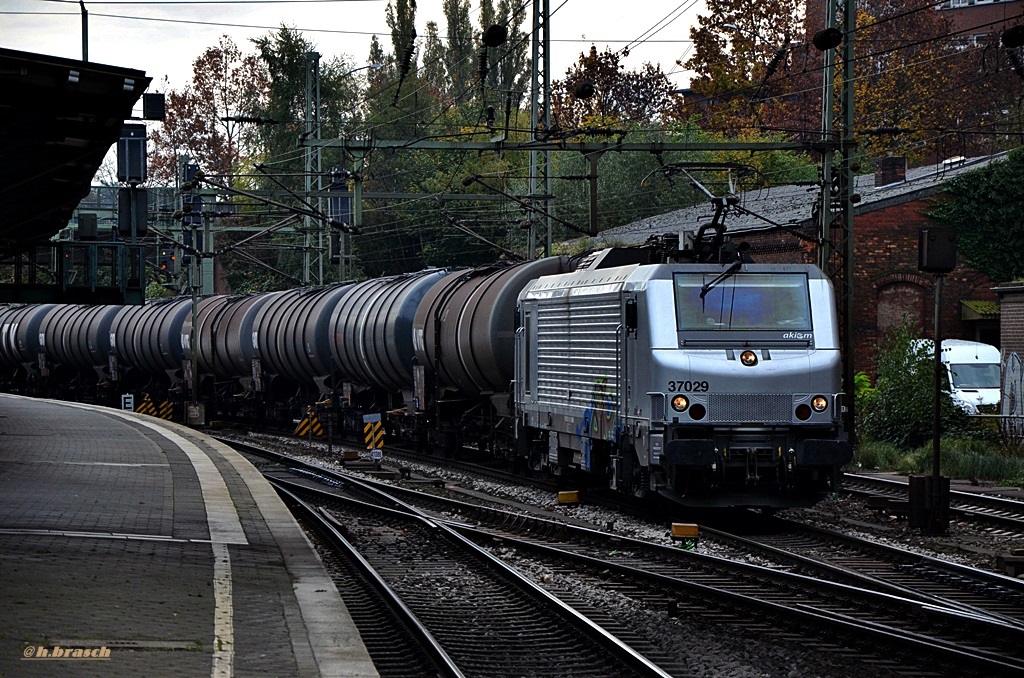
[937,0,1023,45]
[599,154,1007,379]
[996,283,1024,357]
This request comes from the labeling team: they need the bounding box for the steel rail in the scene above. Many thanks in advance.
[271,480,465,678]
[237,437,1024,674]
[265,469,671,678]
[843,472,1024,530]
[448,521,1024,676]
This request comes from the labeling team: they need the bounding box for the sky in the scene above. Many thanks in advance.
[1,0,705,97]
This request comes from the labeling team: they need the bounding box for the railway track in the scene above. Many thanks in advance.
[233,437,1024,676]
[256,454,670,676]
[702,516,1024,629]
[843,472,1024,532]
[277,484,461,677]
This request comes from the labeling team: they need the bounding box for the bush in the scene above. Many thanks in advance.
[857,320,979,447]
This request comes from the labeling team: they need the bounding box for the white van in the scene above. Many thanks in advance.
[915,339,1002,414]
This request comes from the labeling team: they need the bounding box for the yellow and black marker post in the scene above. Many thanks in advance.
[363,413,384,462]
[293,406,324,438]
[135,393,157,417]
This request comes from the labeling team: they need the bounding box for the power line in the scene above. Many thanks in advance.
[620,0,701,57]
[6,7,695,44]
[41,0,382,3]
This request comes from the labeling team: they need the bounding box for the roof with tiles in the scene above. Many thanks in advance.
[597,153,1009,246]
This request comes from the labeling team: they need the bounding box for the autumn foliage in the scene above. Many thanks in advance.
[149,37,268,184]
[550,47,686,131]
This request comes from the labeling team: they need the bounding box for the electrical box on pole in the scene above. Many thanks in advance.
[78,213,97,240]
[142,93,166,121]
[117,124,147,184]
[117,187,148,238]
[918,228,957,273]
[182,195,203,227]
[329,231,340,264]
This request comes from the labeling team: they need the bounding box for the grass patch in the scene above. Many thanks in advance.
[853,436,1024,487]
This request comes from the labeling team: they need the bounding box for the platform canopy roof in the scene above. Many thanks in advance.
[0,48,150,249]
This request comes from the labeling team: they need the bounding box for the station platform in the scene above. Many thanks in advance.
[0,394,378,677]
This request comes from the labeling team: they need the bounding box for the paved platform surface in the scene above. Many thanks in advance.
[0,394,379,677]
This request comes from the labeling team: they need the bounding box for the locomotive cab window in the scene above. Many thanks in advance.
[673,272,812,331]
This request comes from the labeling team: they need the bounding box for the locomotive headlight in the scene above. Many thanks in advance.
[740,350,758,367]
[671,395,689,412]
[811,395,829,412]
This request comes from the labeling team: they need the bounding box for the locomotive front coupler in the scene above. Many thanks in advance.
[744,449,760,485]
[777,447,797,489]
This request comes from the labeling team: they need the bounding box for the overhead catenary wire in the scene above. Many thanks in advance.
[619,0,701,58]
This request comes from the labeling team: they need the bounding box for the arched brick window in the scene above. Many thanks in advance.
[877,281,926,332]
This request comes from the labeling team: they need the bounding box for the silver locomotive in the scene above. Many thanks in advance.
[515,246,852,507]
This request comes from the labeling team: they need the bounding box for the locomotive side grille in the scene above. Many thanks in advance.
[709,394,791,423]
[649,393,665,421]
[535,296,621,411]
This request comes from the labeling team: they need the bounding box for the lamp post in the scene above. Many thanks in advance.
[80,1,88,61]
[340,63,384,121]
[345,63,384,78]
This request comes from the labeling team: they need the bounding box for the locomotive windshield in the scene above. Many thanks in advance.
[673,272,812,331]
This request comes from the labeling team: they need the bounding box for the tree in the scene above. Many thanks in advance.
[386,0,419,104]
[443,0,476,103]
[149,37,268,184]
[199,26,363,288]
[930,148,1024,283]
[422,22,448,98]
[479,0,530,114]
[688,0,1023,160]
[249,26,361,179]
[551,47,685,131]
[684,0,804,134]
[850,3,960,163]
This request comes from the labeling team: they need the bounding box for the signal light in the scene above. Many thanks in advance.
[671,395,689,412]
[740,350,758,367]
[158,247,176,272]
[795,404,812,421]
[811,395,829,413]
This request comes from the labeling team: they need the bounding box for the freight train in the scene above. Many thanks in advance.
[0,235,852,508]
